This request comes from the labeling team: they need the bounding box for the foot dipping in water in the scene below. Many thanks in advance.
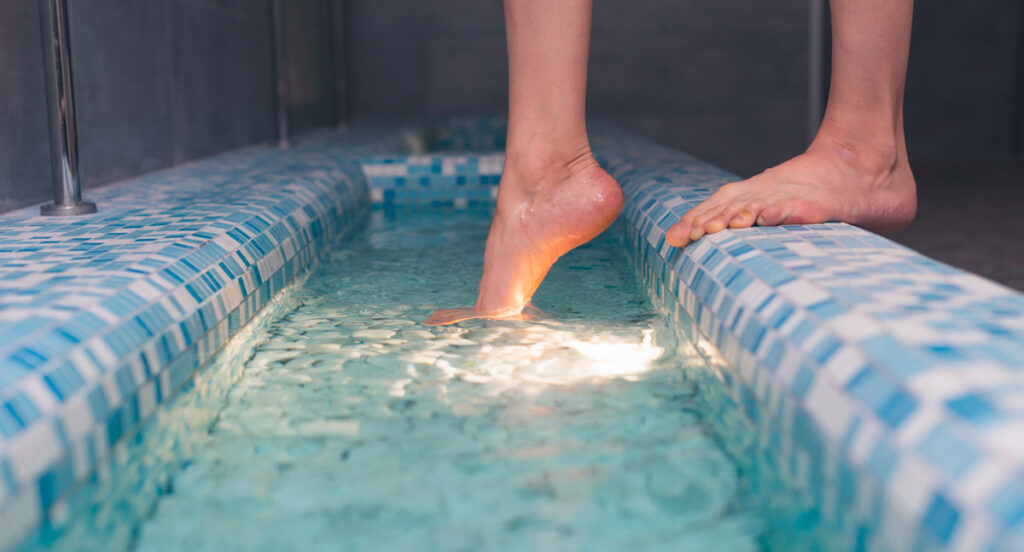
[426,0,621,325]
[428,0,917,325]
[426,150,622,325]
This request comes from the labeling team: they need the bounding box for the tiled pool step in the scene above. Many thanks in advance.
[366,128,1024,549]
[0,134,391,548]
[590,128,1024,551]
[2,121,1024,550]
[361,152,503,206]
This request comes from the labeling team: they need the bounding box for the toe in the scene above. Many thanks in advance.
[686,217,709,244]
[666,204,714,248]
[729,210,756,228]
[689,206,729,243]
[756,198,824,226]
[703,209,736,235]
[756,202,792,226]
[729,202,762,229]
[777,198,825,225]
[665,185,743,248]
[665,215,694,247]
[706,203,751,234]
[703,217,728,234]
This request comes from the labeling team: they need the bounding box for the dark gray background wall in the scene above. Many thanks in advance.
[345,0,1024,174]
[2,0,1022,214]
[903,1,1022,159]
[0,0,338,213]
[344,0,811,177]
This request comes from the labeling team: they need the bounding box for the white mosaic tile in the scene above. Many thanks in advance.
[2,119,1023,550]
[595,124,1024,549]
[0,131,386,542]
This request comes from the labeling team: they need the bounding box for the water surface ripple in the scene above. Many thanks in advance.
[132,210,805,551]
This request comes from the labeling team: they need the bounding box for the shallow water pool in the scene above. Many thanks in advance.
[28,209,827,551]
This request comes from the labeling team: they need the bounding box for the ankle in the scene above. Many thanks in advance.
[504,140,599,191]
[811,124,902,182]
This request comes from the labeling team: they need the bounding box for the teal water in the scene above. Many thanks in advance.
[26,210,823,551]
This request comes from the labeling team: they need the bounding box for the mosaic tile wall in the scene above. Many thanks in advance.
[588,128,1024,551]
[361,123,1024,549]
[0,131,402,547]
[3,119,1024,550]
[361,152,502,207]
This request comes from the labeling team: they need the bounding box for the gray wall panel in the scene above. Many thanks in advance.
[343,0,811,177]
[285,0,339,134]
[168,0,276,162]
[0,0,342,214]
[2,0,1020,213]
[346,0,427,119]
[904,0,1020,158]
[341,0,1023,173]
[69,0,175,189]
[0,1,53,212]
[423,0,504,35]
[426,35,508,117]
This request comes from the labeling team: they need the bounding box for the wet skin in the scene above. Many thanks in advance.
[427,0,917,326]
[426,152,622,326]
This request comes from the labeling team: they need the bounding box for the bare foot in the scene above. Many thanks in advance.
[664,135,917,248]
[426,148,623,326]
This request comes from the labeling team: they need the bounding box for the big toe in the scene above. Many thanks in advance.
[665,220,693,247]
[757,199,822,226]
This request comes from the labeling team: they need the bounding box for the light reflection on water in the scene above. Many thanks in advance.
[403,326,663,390]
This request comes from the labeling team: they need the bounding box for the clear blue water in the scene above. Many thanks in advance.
[25,210,825,551]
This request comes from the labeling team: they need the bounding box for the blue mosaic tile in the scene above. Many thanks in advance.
[2,118,1024,551]
[0,130,394,546]
[594,125,1024,551]
[361,152,503,207]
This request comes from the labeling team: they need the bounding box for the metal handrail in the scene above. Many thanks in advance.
[38,0,96,216]
[35,0,308,212]
[330,0,348,128]
[271,0,290,148]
